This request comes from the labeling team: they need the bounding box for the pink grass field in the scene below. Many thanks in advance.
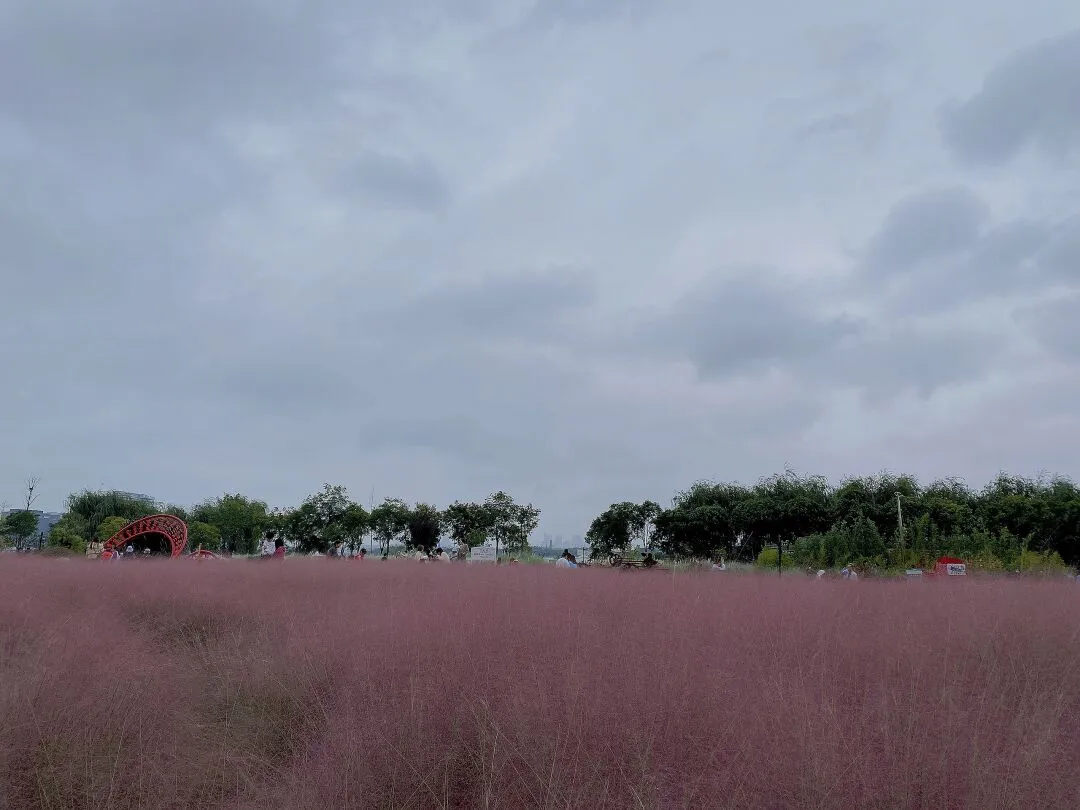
[1,559,1078,809]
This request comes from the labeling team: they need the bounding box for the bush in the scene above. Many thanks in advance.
[755,546,795,569]
[1018,549,1069,573]
[48,524,87,556]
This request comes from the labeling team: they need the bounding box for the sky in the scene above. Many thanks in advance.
[1,1,1078,539]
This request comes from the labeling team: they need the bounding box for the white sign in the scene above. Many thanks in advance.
[469,546,496,563]
[946,563,966,576]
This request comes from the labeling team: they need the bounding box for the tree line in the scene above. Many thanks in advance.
[3,470,1078,572]
[11,485,540,560]
[587,471,1080,572]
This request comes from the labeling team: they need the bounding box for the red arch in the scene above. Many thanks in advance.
[103,514,189,558]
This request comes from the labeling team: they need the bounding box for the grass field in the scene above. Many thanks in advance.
[1,558,1078,809]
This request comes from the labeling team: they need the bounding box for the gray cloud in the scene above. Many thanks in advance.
[2,0,1078,538]
[636,270,863,379]
[340,152,453,212]
[1015,294,1080,364]
[940,29,1080,165]
[862,187,989,276]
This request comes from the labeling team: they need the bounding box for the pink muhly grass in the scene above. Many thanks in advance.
[0,557,1078,809]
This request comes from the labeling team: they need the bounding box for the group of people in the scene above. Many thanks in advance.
[100,544,153,560]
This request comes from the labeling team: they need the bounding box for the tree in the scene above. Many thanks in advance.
[277,485,368,554]
[654,483,748,560]
[67,490,157,541]
[2,510,39,548]
[585,502,638,559]
[442,501,494,549]
[47,522,87,555]
[96,516,131,544]
[484,491,540,558]
[191,494,271,555]
[188,521,222,552]
[369,497,410,558]
[406,504,443,554]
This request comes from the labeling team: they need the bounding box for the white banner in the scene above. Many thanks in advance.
[469,546,496,563]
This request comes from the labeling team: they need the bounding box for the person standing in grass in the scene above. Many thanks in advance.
[556,550,576,568]
[273,538,286,560]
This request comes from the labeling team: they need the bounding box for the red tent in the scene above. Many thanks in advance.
[934,556,966,576]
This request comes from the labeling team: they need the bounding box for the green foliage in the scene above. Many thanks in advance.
[2,510,39,546]
[279,485,367,554]
[369,497,410,558]
[67,490,157,540]
[1018,549,1069,573]
[406,503,442,554]
[644,471,1080,570]
[95,516,131,543]
[586,500,662,558]
[187,521,222,552]
[755,546,795,569]
[484,491,540,556]
[443,501,493,549]
[192,494,271,555]
[47,516,88,555]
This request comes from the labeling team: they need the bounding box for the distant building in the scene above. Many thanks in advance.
[116,491,156,503]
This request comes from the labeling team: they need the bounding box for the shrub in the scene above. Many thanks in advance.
[1018,549,1070,573]
[754,545,795,569]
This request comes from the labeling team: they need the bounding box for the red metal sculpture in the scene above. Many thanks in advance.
[102,514,189,558]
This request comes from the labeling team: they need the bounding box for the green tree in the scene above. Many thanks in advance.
[443,501,494,550]
[47,513,90,555]
[484,491,540,557]
[278,485,368,554]
[370,497,410,558]
[406,504,443,554]
[187,521,222,552]
[654,483,748,560]
[67,490,158,540]
[585,502,638,559]
[191,494,270,555]
[2,510,40,548]
[95,516,131,543]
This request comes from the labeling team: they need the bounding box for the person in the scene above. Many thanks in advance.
[125,544,135,558]
[434,547,451,562]
[642,552,658,568]
[259,532,276,557]
[354,548,367,560]
[711,558,726,571]
[555,550,576,568]
[273,538,286,560]
[328,540,345,559]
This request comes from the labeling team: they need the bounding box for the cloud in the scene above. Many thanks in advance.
[635,270,863,379]
[940,29,1080,165]
[861,187,989,276]
[1015,294,1080,364]
[2,0,1078,538]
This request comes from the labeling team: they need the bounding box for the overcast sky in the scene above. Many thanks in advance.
[2,1,1078,537]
